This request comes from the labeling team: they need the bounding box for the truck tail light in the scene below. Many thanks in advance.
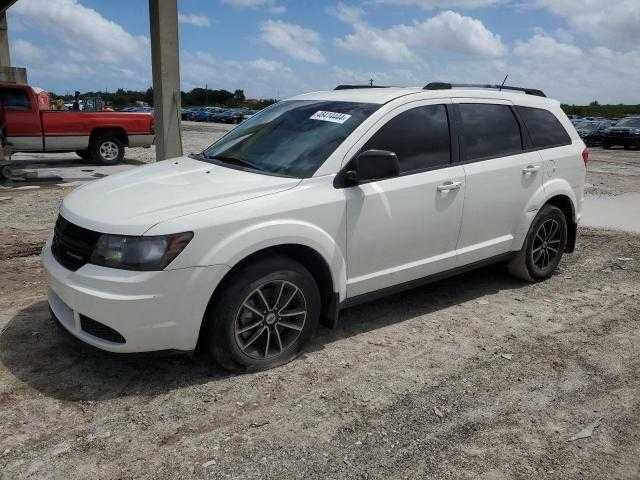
[581,148,589,166]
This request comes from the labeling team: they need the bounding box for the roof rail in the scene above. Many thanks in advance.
[334,84,390,90]
[424,82,546,98]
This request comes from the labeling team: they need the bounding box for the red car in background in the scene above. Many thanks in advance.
[0,83,154,165]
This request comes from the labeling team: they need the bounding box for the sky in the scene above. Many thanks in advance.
[7,0,640,104]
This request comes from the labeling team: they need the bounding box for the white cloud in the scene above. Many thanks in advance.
[12,0,148,65]
[534,0,640,47]
[513,33,582,59]
[221,0,286,13]
[178,13,211,28]
[249,58,291,73]
[181,51,298,98]
[375,0,501,8]
[329,3,364,23]
[261,20,326,64]
[336,10,506,63]
[11,39,44,64]
[506,33,640,103]
[336,24,420,63]
[10,0,149,91]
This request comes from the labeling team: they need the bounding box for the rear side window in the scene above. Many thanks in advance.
[459,104,522,161]
[516,106,571,149]
[0,88,31,110]
[363,104,451,173]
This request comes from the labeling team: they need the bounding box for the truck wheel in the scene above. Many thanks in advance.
[602,141,611,149]
[75,150,92,162]
[205,256,321,372]
[91,135,124,165]
[508,205,568,282]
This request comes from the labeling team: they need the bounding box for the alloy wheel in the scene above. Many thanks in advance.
[531,218,562,270]
[234,280,307,360]
[99,141,119,161]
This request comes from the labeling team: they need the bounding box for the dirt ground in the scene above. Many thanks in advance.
[1,128,639,479]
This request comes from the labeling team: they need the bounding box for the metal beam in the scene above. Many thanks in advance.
[149,0,182,161]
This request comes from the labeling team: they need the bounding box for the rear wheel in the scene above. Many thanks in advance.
[91,135,124,165]
[602,141,611,149]
[508,205,568,282]
[205,256,321,372]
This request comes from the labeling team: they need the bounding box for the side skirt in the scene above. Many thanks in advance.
[331,252,515,323]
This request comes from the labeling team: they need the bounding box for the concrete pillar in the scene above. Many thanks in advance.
[0,11,10,67]
[149,0,182,161]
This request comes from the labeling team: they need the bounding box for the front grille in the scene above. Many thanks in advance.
[51,215,101,271]
[80,315,126,344]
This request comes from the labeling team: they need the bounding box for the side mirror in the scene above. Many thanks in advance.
[344,149,400,185]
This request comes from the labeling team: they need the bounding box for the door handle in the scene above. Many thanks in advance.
[522,165,541,175]
[437,181,462,192]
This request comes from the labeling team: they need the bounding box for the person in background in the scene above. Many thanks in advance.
[72,91,80,111]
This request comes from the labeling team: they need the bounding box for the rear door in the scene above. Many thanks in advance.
[452,99,543,265]
[0,86,43,151]
[344,100,466,297]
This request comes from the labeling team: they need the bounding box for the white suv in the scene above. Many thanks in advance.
[42,83,587,371]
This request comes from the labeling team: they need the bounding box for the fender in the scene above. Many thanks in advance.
[196,219,348,303]
[511,177,577,251]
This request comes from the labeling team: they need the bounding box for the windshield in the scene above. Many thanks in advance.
[616,117,640,128]
[200,100,380,178]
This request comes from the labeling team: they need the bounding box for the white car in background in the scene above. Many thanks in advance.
[42,82,587,371]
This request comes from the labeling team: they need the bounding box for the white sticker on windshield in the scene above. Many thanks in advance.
[310,111,352,124]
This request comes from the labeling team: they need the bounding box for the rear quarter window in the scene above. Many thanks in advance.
[516,106,572,149]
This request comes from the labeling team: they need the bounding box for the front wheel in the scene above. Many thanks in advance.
[205,256,321,372]
[508,205,568,282]
[91,135,124,165]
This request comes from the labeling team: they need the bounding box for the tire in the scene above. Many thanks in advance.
[91,135,124,165]
[508,205,568,282]
[602,141,611,149]
[205,256,321,372]
[75,149,92,161]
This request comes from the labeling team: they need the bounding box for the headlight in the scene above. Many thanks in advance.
[90,232,193,271]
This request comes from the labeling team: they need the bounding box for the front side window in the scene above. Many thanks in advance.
[201,100,380,178]
[459,103,522,161]
[0,88,31,110]
[516,106,571,149]
[363,104,451,173]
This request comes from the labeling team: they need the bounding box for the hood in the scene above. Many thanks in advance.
[60,156,301,235]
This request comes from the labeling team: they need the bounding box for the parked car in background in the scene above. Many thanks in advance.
[220,108,254,124]
[603,116,640,149]
[576,121,609,146]
[182,106,211,121]
[44,82,586,371]
[1,82,154,165]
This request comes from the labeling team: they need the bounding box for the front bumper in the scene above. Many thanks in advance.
[42,241,229,353]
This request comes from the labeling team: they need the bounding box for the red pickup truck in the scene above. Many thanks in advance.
[0,83,155,165]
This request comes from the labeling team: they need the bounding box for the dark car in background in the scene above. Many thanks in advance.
[576,120,611,147]
[603,116,640,149]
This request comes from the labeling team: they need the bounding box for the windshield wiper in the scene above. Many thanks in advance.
[203,153,266,172]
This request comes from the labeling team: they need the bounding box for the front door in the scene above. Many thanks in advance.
[344,102,466,298]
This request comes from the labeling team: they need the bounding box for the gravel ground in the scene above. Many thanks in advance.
[0,128,639,479]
